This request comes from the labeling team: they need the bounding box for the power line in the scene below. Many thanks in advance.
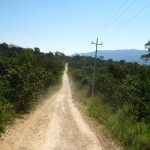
[99,0,129,37]
[100,0,137,38]
[103,1,150,42]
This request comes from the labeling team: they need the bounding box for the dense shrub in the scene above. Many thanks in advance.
[0,43,65,133]
[68,55,150,150]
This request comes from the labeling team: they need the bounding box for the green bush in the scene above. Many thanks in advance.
[0,42,65,134]
[68,55,150,150]
[0,98,15,132]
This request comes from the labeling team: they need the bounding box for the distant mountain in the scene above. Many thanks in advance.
[74,49,149,65]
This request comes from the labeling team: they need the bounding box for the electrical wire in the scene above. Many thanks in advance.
[100,0,137,38]
[99,0,129,37]
[99,0,129,36]
[103,1,150,42]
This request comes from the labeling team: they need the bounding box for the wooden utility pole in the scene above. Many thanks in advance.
[91,38,102,95]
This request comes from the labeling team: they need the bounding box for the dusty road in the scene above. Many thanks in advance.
[0,65,120,150]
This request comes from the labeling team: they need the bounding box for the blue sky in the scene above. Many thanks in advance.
[0,0,150,55]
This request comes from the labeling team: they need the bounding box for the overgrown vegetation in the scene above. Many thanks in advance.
[142,41,150,62]
[0,41,150,149]
[68,45,150,150]
[0,42,65,134]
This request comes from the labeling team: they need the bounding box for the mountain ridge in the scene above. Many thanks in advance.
[74,49,149,65]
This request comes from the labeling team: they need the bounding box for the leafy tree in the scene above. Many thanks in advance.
[17,49,34,65]
[34,47,40,55]
[141,41,150,62]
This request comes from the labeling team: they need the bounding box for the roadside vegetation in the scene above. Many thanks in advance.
[68,41,150,150]
[0,42,65,134]
[0,41,150,149]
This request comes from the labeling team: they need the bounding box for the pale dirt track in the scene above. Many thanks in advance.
[0,65,120,150]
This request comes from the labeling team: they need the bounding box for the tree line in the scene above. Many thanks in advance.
[0,42,65,133]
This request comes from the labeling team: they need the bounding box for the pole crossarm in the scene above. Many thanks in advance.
[91,41,103,45]
[91,38,103,96]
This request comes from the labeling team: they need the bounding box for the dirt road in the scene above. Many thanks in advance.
[0,65,120,150]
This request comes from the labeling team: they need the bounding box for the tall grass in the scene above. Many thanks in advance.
[70,81,150,150]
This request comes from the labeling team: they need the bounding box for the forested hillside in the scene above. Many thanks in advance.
[75,49,149,65]
[68,54,150,150]
[0,42,65,133]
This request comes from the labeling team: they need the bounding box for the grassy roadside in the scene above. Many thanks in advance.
[69,79,114,135]
[69,78,150,150]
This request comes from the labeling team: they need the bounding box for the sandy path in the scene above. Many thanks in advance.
[0,65,119,150]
